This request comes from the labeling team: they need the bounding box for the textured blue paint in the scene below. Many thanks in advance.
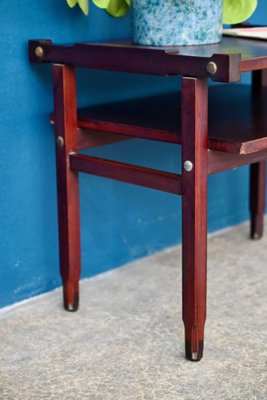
[0,1,265,308]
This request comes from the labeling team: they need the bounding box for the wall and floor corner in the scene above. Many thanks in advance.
[1,1,267,308]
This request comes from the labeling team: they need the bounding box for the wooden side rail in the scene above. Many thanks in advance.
[77,118,179,145]
[69,153,182,195]
[29,39,241,82]
[208,149,267,174]
[77,128,131,150]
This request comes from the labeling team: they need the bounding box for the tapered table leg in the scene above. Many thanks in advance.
[181,77,208,361]
[250,161,266,239]
[53,64,81,311]
[250,71,267,240]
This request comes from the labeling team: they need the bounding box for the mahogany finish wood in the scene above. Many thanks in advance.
[29,36,267,361]
[77,117,179,145]
[250,161,266,239]
[208,149,267,175]
[77,129,131,150]
[249,70,267,239]
[53,64,81,312]
[51,85,267,154]
[29,39,241,82]
[51,118,132,150]
[29,37,267,80]
[181,77,208,362]
[70,153,182,195]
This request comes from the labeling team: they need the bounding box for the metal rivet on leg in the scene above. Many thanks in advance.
[35,46,44,58]
[184,160,194,172]
[56,136,64,147]
[207,61,217,75]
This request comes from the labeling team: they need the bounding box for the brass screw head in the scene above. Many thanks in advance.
[56,136,64,148]
[206,61,217,75]
[35,46,44,58]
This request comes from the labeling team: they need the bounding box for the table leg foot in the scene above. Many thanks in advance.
[250,162,266,240]
[185,339,203,362]
[250,214,264,240]
[63,282,79,312]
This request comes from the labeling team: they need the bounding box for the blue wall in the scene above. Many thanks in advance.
[0,1,266,308]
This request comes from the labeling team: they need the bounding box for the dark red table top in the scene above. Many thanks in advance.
[29,36,267,82]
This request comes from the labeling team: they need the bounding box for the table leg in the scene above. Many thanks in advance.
[250,71,267,240]
[250,161,266,239]
[181,77,208,361]
[53,64,81,311]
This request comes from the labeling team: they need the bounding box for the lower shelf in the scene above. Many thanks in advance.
[51,83,267,155]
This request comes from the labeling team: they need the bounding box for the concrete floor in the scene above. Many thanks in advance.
[1,222,267,400]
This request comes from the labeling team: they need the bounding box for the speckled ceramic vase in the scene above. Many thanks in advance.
[131,0,223,46]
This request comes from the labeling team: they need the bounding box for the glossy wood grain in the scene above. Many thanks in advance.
[56,84,267,155]
[29,37,267,81]
[208,148,267,175]
[30,35,267,362]
[53,64,81,312]
[181,77,208,361]
[250,160,266,239]
[77,129,131,150]
[29,38,241,82]
[69,153,182,195]
[249,70,267,239]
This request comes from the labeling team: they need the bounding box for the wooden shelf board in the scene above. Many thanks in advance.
[52,84,267,155]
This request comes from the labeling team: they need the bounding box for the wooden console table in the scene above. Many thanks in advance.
[29,37,267,361]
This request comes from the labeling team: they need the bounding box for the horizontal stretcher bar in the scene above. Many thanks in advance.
[69,153,182,195]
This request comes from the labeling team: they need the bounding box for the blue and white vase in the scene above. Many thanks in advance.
[131,0,223,46]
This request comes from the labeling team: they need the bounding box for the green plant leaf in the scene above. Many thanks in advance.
[223,0,257,24]
[124,0,130,6]
[106,0,129,17]
[66,0,78,7]
[92,0,111,9]
[78,0,89,15]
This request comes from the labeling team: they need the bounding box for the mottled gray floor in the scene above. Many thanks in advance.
[1,222,267,400]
